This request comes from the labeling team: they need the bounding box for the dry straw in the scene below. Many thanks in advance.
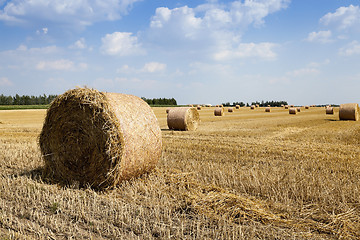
[251,105,255,110]
[167,107,200,131]
[339,103,359,121]
[289,108,297,114]
[235,105,240,109]
[39,88,162,189]
[305,106,309,109]
[197,105,202,110]
[166,108,171,114]
[228,107,234,112]
[265,107,271,112]
[326,107,334,115]
[214,107,224,116]
[297,107,301,112]
[285,105,289,109]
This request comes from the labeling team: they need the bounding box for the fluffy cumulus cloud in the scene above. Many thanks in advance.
[320,5,360,31]
[141,62,166,73]
[100,32,144,56]
[69,38,87,49]
[214,42,277,61]
[306,30,332,43]
[0,0,141,27]
[149,0,289,60]
[339,41,360,56]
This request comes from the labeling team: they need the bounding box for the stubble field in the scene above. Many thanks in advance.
[0,106,359,239]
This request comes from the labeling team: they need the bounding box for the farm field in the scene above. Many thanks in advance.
[0,106,360,239]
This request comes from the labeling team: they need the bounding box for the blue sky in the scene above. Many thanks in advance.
[0,0,360,105]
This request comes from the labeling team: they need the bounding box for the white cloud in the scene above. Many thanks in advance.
[306,30,332,43]
[0,77,13,86]
[149,1,288,59]
[0,0,141,28]
[214,42,277,61]
[141,62,166,73]
[36,59,87,71]
[339,41,360,56]
[320,5,360,30]
[69,38,87,49]
[100,32,144,56]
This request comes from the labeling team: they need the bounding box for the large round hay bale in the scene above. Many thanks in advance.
[289,108,297,114]
[339,103,359,121]
[326,107,334,115]
[167,107,200,131]
[214,107,224,116]
[197,105,202,110]
[166,107,171,114]
[228,107,233,112]
[235,105,240,109]
[305,106,309,109]
[265,107,271,112]
[297,107,301,112]
[285,105,289,109]
[39,88,162,189]
[250,105,255,110]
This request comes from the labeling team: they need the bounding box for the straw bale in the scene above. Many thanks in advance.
[251,105,255,110]
[289,108,297,114]
[285,105,289,109]
[39,88,162,189]
[305,106,309,109]
[297,107,301,112]
[290,105,294,108]
[265,107,271,112]
[228,107,233,112]
[167,107,200,131]
[197,105,202,110]
[339,103,359,121]
[214,107,224,116]
[235,105,240,109]
[166,108,171,114]
[326,107,334,115]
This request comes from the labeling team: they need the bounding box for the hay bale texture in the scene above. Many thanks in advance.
[339,103,359,121]
[289,108,297,114]
[228,107,233,112]
[265,107,271,112]
[214,107,224,116]
[167,107,200,131]
[39,88,162,189]
[326,107,334,115]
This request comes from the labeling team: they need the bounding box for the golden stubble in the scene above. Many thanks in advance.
[0,106,359,239]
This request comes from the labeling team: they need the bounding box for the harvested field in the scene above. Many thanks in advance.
[0,106,360,239]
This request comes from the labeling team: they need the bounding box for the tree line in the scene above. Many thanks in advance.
[0,94,58,105]
[222,100,288,107]
[141,97,177,106]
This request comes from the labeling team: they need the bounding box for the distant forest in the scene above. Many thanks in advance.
[141,97,177,106]
[0,94,57,105]
[0,94,178,106]
[222,100,288,107]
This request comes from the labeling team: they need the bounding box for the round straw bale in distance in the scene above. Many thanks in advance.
[214,107,224,116]
[235,105,240,109]
[339,103,359,121]
[289,108,297,114]
[197,105,202,110]
[251,105,255,110]
[166,108,171,114]
[285,105,289,109]
[228,107,233,112]
[167,107,200,131]
[297,107,301,112]
[39,88,162,189]
[326,107,334,115]
[265,107,271,112]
